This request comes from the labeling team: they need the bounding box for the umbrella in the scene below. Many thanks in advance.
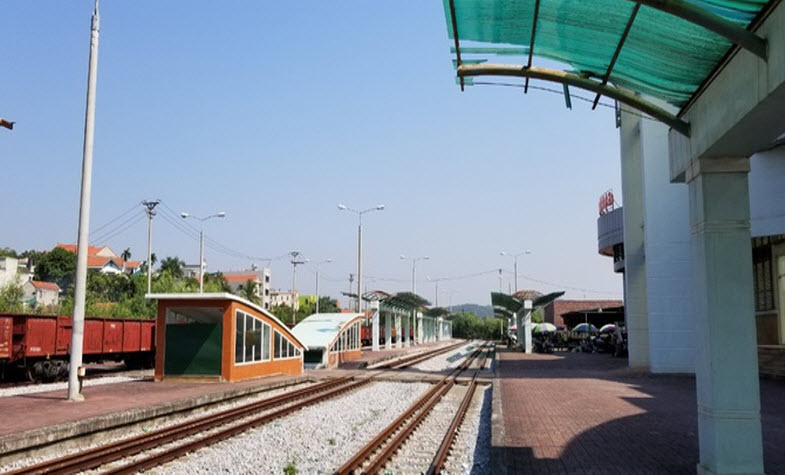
[599,324,616,334]
[533,323,557,334]
[572,323,598,333]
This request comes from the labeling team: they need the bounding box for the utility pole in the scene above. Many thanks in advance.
[314,259,332,314]
[498,268,503,293]
[348,273,355,311]
[68,0,100,402]
[290,251,308,326]
[142,199,160,294]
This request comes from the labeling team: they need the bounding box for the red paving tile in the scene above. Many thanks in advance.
[497,350,785,474]
[0,373,300,438]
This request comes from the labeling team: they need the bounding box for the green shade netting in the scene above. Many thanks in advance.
[444,0,769,107]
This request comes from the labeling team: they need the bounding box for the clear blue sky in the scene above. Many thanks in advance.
[1,1,623,306]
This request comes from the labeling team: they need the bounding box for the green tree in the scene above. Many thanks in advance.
[237,280,260,304]
[159,256,185,278]
[121,248,132,263]
[0,247,18,258]
[0,276,24,312]
[35,247,77,290]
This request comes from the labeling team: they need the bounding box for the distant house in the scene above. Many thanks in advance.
[56,243,141,275]
[22,280,60,308]
[0,257,34,287]
[270,289,299,311]
[222,267,272,309]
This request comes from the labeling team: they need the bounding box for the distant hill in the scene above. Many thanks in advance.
[450,303,494,318]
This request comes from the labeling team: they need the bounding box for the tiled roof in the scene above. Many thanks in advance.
[224,273,259,283]
[31,281,60,291]
[549,300,623,317]
[57,243,105,255]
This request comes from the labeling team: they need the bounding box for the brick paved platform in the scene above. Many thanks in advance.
[494,350,785,474]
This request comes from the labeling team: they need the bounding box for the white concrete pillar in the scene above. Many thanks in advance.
[523,300,533,354]
[620,108,650,370]
[371,301,380,352]
[385,311,392,350]
[514,313,523,351]
[404,312,410,347]
[688,157,763,475]
[395,313,402,348]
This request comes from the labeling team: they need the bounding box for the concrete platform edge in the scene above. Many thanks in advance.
[0,374,313,460]
[490,348,507,475]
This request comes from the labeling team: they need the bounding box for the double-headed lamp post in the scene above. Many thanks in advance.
[314,259,332,314]
[338,203,385,312]
[400,255,429,294]
[500,250,531,294]
[181,211,226,293]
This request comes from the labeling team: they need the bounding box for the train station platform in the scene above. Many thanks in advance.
[0,373,310,463]
[491,349,785,474]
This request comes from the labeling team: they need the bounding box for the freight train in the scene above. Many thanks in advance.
[0,313,155,381]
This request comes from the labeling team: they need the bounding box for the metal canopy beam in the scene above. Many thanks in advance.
[524,0,540,93]
[627,0,767,60]
[458,63,691,136]
[592,3,640,109]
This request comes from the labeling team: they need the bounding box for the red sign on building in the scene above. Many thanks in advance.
[598,190,615,216]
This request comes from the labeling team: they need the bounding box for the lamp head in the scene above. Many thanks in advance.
[326,259,333,263]
[180,212,189,219]
[424,256,430,261]
[338,204,347,211]
[217,211,226,218]
[525,249,532,254]
[399,254,406,260]
[376,204,385,210]
[500,251,506,256]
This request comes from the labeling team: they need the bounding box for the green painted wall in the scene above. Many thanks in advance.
[164,323,222,375]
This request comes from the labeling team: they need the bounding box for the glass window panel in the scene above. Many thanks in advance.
[253,320,262,362]
[263,324,271,360]
[245,315,253,362]
[274,331,281,359]
[235,311,244,363]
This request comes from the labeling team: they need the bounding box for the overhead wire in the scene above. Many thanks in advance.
[91,209,146,244]
[89,202,140,235]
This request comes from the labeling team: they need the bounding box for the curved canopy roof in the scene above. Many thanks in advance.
[443,0,775,135]
[291,313,365,350]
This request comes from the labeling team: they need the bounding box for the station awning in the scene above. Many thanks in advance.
[443,0,775,136]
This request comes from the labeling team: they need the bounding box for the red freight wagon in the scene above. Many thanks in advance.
[0,313,155,381]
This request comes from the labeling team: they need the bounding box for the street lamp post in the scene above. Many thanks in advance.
[338,203,384,312]
[400,255,429,294]
[314,259,332,314]
[289,251,308,325]
[500,250,531,293]
[181,211,226,293]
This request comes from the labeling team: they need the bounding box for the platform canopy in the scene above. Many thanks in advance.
[443,0,775,136]
[291,313,365,351]
[491,290,565,318]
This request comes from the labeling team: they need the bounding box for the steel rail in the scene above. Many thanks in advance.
[336,342,488,475]
[9,377,353,475]
[427,344,493,475]
[384,340,467,369]
[107,378,372,475]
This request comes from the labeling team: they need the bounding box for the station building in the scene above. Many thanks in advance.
[292,313,364,368]
[149,293,306,382]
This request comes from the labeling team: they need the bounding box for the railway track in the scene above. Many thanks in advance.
[7,340,471,475]
[336,341,491,475]
[376,340,467,370]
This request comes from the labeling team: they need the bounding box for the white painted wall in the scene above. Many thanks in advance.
[749,147,785,238]
[639,118,695,373]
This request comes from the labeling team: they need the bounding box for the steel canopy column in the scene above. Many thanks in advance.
[523,300,533,354]
[371,300,380,352]
[417,311,423,344]
[395,311,402,349]
[385,310,392,350]
[404,312,410,347]
[687,157,763,475]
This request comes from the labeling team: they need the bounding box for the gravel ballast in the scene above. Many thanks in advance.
[149,381,430,475]
[0,382,315,473]
[443,385,493,475]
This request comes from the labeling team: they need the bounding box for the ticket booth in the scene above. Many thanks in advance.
[148,293,306,382]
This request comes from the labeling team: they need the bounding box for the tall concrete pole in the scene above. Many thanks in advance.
[357,220,362,312]
[68,0,100,402]
[514,256,518,293]
[315,267,320,314]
